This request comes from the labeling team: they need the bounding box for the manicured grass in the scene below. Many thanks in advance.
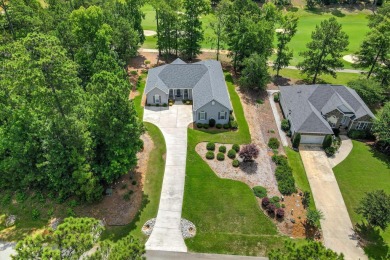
[182,73,292,256]
[285,147,316,212]
[133,73,146,119]
[333,141,390,259]
[275,68,361,85]
[101,122,166,243]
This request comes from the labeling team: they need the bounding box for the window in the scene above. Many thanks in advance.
[219,111,226,120]
[199,111,206,120]
[154,95,160,103]
[357,122,369,130]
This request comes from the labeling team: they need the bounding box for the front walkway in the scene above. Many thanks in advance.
[328,136,353,168]
[299,146,367,260]
[267,90,288,147]
[144,105,193,252]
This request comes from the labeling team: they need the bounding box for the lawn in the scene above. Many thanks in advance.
[285,147,316,212]
[275,68,361,85]
[101,122,166,243]
[141,4,369,69]
[182,73,292,256]
[333,141,390,259]
[133,73,146,119]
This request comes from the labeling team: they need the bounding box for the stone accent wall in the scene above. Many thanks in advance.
[325,109,344,128]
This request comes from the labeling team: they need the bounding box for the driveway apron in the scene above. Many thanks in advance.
[299,145,367,260]
[143,105,193,252]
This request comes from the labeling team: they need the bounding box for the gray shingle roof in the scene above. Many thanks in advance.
[280,85,375,135]
[145,59,232,111]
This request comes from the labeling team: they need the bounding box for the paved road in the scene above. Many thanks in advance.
[143,105,193,252]
[146,250,268,260]
[267,90,288,147]
[300,146,367,260]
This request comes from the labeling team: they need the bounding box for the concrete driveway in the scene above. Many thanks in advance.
[299,146,366,260]
[144,105,193,252]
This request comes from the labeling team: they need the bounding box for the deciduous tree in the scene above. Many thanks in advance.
[239,53,270,91]
[239,144,260,162]
[356,190,390,230]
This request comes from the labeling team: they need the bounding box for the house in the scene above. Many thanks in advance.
[145,58,232,124]
[279,85,375,144]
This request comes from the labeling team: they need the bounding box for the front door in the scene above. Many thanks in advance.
[341,116,350,126]
[176,89,181,97]
[184,89,188,99]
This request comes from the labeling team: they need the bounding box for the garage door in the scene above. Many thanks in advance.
[300,134,325,144]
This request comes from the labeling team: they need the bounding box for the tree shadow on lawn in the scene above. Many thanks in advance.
[355,223,389,260]
[368,144,390,170]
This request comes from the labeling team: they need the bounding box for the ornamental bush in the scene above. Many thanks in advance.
[206,142,215,151]
[239,144,259,162]
[325,146,336,157]
[268,138,280,149]
[217,152,225,161]
[229,115,234,121]
[223,124,230,129]
[292,133,301,149]
[216,124,222,129]
[206,151,214,160]
[232,144,240,152]
[219,146,226,153]
[230,121,238,129]
[196,123,203,128]
[232,159,239,167]
[267,203,276,214]
[209,118,216,127]
[276,208,285,218]
[274,92,280,102]
[227,149,236,159]
[281,119,290,131]
[275,164,296,195]
[270,196,280,204]
[203,124,209,129]
[271,155,288,166]
[322,134,333,149]
[253,186,267,198]
[262,197,270,207]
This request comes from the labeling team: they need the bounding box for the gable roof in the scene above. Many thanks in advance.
[145,59,232,111]
[280,85,375,135]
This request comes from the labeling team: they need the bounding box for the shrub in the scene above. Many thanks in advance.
[230,120,238,129]
[217,152,225,161]
[274,202,281,208]
[292,133,301,149]
[232,159,239,167]
[223,124,230,129]
[268,138,280,149]
[253,186,267,198]
[286,130,292,137]
[281,203,285,208]
[132,180,137,185]
[47,208,54,217]
[209,118,216,127]
[276,208,285,218]
[130,70,138,76]
[281,119,290,131]
[333,128,340,137]
[196,123,203,128]
[272,155,288,166]
[186,100,191,105]
[229,115,234,121]
[216,124,222,129]
[322,134,333,149]
[232,144,240,152]
[270,196,280,204]
[203,124,209,129]
[256,99,264,104]
[262,197,270,207]
[156,103,160,107]
[206,151,214,160]
[274,92,280,102]
[219,146,226,153]
[66,207,75,217]
[275,164,296,195]
[347,129,373,140]
[123,190,133,201]
[162,103,167,107]
[206,142,215,151]
[32,209,40,220]
[306,209,324,228]
[227,149,236,159]
[302,191,311,209]
[267,203,276,214]
[239,144,259,162]
[325,146,336,157]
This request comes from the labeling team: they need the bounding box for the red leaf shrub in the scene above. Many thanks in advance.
[267,203,276,214]
[262,197,270,207]
[276,208,285,218]
[239,144,259,162]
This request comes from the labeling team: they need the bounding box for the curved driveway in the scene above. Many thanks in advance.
[144,105,193,252]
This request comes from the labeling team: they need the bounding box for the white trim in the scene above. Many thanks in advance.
[356,121,371,130]
[199,111,206,120]
[219,111,226,120]
[154,94,160,103]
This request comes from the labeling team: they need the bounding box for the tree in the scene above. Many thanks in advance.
[274,13,299,76]
[292,133,301,149]
[239,53,270,91]
[297,18,349,84]
[269,241,344,260]
[356,190,390,230]
[347,79,385,105]
[239,144,260,162]
[87,235,145,259]
[356,3,390,84]
[209,0,229,60]
[373,102,390,153]
[306,209,324,228]
[179,0,210,60]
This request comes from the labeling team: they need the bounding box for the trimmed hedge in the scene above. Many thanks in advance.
[230,120,238,129]
[227,149,236,159]
[253,186,267,198]
[217,152,225,161]
[232,159,239,167]
[232,144,240,152]
[206,151,214,160]
[196,123,203,128]
[219,146,226,153]
[206,142,215,151]
[223,124,230,129]
[275,164,296,195]
[271,155,288,166]
[216,124,222,129]
[292,133,301,149]
[268,137,280,149]
[281,119,290,132]
[322,134,333,149]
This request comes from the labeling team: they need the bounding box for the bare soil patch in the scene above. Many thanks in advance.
[75,133,154,226]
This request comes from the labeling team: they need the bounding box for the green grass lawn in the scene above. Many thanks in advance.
[285,147,316,212]
[333,141,390,259]
[182,73,293,256]
[101,122,166,243]
[275,68,361,85]
[133,73,146,119]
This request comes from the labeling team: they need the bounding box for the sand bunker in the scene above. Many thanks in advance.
[144,30,157,37]
[343,54,359,64]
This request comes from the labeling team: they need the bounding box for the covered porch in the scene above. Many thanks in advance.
[169,89,193,101]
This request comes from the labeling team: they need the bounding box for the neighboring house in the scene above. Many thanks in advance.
[279,85,376,144]
[145,58,232,124]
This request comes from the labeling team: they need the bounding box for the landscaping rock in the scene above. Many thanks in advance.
[142,218,156,236]
[5,215,16,227]
[49,218,61,231]
[180,219,196,239]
